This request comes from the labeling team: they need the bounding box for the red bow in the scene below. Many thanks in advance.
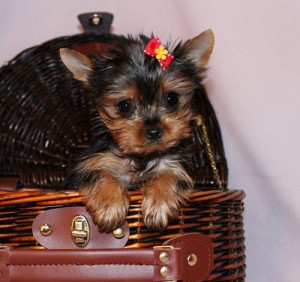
[144,37,174,69]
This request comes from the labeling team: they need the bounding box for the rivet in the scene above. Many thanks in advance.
[113,227,125,239]
[160,266,170,277]
[187,253,198,266]
[40,224,52,236]
[159,252,170,263]
[0,271,2,277]
[90,14,102,26]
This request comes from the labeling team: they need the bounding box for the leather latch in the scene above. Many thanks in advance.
[32,206,129,249]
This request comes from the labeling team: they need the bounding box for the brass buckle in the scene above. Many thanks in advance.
[71,215,90,247]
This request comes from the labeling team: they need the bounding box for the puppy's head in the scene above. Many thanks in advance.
[60,30,214,156]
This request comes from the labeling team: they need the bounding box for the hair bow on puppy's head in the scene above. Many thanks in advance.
[144,37,174,69]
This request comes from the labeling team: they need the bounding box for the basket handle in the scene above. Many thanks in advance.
[0,233,213,282]
[78,12,114,34]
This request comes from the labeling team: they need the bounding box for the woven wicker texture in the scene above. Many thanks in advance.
[0,189,246,281]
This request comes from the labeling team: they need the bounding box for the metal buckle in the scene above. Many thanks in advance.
[71,215,90,247]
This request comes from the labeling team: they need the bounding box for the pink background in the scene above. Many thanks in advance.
[1,0,299,280]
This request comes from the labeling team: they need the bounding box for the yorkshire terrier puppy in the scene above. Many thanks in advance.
[60,29,214,232]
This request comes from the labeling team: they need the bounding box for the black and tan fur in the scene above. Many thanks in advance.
[60,29,214,232]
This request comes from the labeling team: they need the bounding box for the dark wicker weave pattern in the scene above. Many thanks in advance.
[0,13,245,281]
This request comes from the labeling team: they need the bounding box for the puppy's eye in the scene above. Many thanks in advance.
[117,100,132,114]
[165,92,179,108]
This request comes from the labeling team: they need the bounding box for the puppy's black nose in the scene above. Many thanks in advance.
[146,126,163,140]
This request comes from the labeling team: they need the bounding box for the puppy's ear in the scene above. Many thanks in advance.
[182,29,215,73]
[59,48,94,83]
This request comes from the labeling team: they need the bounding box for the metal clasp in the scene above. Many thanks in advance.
[71,215,90,247]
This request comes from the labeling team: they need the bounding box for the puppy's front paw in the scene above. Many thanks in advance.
[141,169,193,231]
[88,192,129,233]
[142,194,179,231]
[81,173,129,233]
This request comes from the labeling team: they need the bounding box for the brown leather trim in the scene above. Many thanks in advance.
[32,206,129,249]
[0,233,214,282]
[0,249,155,282]
[164,233,214,281]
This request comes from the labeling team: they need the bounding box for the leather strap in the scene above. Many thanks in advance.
[0,233,214,282]
[32,206,129,249]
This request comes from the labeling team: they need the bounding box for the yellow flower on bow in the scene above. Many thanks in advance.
[155,45,169,61]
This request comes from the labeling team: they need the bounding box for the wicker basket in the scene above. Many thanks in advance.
[0,12,245,281]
